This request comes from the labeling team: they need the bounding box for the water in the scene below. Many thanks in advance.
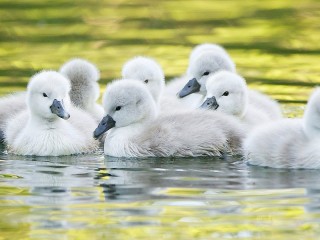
[1,0,320,239]
[1,152,320,239]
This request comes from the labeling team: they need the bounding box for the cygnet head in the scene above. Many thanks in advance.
[93,80,158,139]
[27,71,71,120]
[178,50,236,98]
[189,43,233,65]
[59,58,100,109]
[200,71,248,118]
[303,88,320,139]
[122,56,165,103]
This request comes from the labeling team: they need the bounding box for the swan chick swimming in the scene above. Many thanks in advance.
[178,44,282,119]
[243,88,320,169]
[166,43,235,108]
[200,71,272,128]
[5,71,98,156]
[122,56,192,112]
[59,58,104,121]
[122,56,165,104]
[94,79,245,158]
[178,50,236,98]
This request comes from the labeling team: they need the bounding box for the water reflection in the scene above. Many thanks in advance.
[1,148,320,237]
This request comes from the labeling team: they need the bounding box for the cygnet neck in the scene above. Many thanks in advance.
[28,111,65,130]
[303,92,320,139]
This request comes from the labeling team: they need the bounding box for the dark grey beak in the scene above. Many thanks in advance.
[178,78,201,98]
[50,99,70,119]
[200,96,219,110]
[93,114,116,139]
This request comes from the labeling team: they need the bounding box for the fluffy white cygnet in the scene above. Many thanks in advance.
[121,56,192,112]
[4,71,98,156]
[94,79,245,158]
[122,56,165,104]
[200,71,274,129]
[166,43,235,108]
[59,58,104,121]
[178,49,236,98]
[178,47,282,119]
[243,88,320,169]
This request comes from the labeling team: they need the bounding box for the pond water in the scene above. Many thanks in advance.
[1,0,320,239]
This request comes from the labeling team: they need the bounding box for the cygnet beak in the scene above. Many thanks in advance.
[50,99,70,119]
[93,114,116,139]
[200,96,219,110]
[177,78,201,98]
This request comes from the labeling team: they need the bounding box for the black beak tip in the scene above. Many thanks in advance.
[177,91,184,98]
[93,129,101,140]
[93,114,116,140]
[93,134,99,140]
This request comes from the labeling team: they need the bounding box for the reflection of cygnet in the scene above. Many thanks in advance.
[243,88,320,169]
[60,58,104,121]
[5,71,98,156]
[122,56,191,113]
[200,71,274,129]
[94,80,245,158]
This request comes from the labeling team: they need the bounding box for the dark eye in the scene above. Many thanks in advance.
[222,91,229,96]
[115,106,122,111]
[43,93,48,97]
[202,71,210,76]
[144,79,149,84]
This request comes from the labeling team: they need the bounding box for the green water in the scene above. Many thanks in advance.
[1,0,320,239]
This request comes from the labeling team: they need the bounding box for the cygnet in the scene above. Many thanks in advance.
[122,56,192,112]
[94,79,245,158]
[243,88,320,169]
[200,71,273,129]
[59,58,104,121]
[4,71,98,156]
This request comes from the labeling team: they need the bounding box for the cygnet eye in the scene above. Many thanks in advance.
[144,79,149,84]
[115,106,122,111]
[202,71,210,76]
[43,93,48,97]
[222,91,229,96]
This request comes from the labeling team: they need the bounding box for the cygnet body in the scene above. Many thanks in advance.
[59,58,104,121]
[243,88,320,169]
[200,71,272,129]
[94,80,245,158]
[122,56,192,112]
[0,92,27,140]
[166,43,235,108]
[5,71,98,156]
